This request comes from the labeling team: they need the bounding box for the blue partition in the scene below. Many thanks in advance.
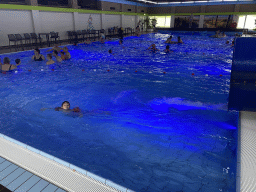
[228,37,256,111]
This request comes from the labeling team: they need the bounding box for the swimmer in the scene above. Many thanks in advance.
[46,45,61,53]
[119,39,123,45]
[1,57,20,71]
[147,44,159,52]
[46,54,55,65]
[165,36,175,44]
[32,48,45,61]
[177,36,183,44]
[60,51,66,60]
[231,39,235,46]
[226,40,229,44]
[55,101,83,117]
[109,49,113,54]
[84,38,91,45]
[164,45,172,53]
[52,50,62,62]
[62,47,71,60]
[221,32,226,37]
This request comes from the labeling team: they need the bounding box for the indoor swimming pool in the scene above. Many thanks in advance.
[0,32,238,191]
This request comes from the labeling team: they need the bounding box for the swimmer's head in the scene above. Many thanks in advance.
[152,44,156,48]
[15,59,21,65]
[166,45,170,49]
[60,51,65,55]
[34,48,40,54]
[47,54,52,59]
[53,50,58,56]
[3,57,10,64]
[226,40,229,44]
[63,47,68,51]
[109,49,112,54]
[61,101,70,110]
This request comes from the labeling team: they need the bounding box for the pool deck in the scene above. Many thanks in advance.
[238,111,256,192]
[0,135,133,192]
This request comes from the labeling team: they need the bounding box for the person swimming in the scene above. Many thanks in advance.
[62,47,71,60]
[109,49,113,54]
[46,54,55,65]
[0,57,21,72]
[32,48,45,61]
[177,36,183,44]
[53,50,62,62]
[147,44,159,52]
[60,51,66,60]
[55,101,81,112]
[164,45,172,53]
[165,36,175,44]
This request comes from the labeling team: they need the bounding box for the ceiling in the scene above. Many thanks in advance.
[128,0,240,4]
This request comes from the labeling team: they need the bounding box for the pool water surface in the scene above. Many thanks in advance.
[0,32,237,192]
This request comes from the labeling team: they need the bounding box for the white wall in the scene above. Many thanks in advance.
[0,10,33,46]
[104,14,121,29]
[123,15,135,28]
[0,9,136,47]
[40,11,73,41]
[78,13,101,30]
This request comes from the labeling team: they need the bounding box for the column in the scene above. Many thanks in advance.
[73,12,79,31]
[101,14,105,30]
[199,15,204,28]
[121,14,124,28]
[25,0,38,6]
[68,0,78,9]
[170,15,175,28]
[31,10,41,33]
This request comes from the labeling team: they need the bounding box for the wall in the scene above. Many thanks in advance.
[104,14,121,28]
[0,9,33,47]
[123,15,135,28]
[77,13,101,30]
[40,11,73,40]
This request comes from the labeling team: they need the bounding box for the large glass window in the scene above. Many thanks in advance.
[38,0,69,7]
[77,0,99,10]
[150,16,171,28]
[237,15,256,30]
[0,0,26,5]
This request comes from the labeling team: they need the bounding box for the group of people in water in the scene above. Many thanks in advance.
[0,46,71,72]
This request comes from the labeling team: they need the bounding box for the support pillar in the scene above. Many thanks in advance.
[121,14,124,28]
[73,12,79,31]
[170,16,175,28]
[101,14,105,30]
[31,10,41,33]
[68,0,78,9]
[199,15,204,28]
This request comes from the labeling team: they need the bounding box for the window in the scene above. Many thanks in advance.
[141,10,144,12]
[0,0,26,5]
[110,7,115,10]
[128,9,131,12]
[38,0,68,7]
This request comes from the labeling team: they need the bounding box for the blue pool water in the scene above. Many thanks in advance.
[0,33,237,192]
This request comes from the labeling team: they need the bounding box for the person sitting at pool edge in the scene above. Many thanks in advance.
[52,50,62,62]
[62,47,71,60]
[164,45,172,53]
[32,48,45,61]
[147,44,159,52]
[0,57,21,71]
[46,54,55,65]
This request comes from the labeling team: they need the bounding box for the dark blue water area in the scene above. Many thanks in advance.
[0,33,238,192]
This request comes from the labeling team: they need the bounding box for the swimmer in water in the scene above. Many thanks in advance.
[62,47,71,60]
[165,36,175,44]
[46,54,55,65]
[52,50,62,62]
[164,45,172,53]
[0,57,21,71]
[226,40,229,44]
[60,51,66,61]
[55,101,81,112]
[109,49,113,54]
[177,36,183,44]
[147,44,159,52]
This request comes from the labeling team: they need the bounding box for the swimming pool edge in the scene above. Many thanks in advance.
[0,133,135,192]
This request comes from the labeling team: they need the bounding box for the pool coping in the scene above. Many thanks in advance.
[0,133,135,192]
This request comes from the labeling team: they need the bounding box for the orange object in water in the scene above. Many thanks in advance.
[2,72,6,74]
[82,69,85,71]
[52,69,54,71]
[107,69,110,72]
[163,72,166,74]
[219,74,223,76]
[135,70,137,72]
[192,73,195,75]
[28,70,31,72]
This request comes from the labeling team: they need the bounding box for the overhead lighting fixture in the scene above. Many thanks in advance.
[181,1,195,3]
[194,0,207,2]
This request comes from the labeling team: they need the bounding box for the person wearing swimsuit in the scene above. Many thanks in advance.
[0,57,20,72]
[32,48,45,61]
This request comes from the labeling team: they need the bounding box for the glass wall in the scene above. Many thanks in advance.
[38,0,69,7]
[237,15,256,30]
[150,16,171,28]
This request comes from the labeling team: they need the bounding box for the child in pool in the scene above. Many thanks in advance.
[147,44,159,52]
